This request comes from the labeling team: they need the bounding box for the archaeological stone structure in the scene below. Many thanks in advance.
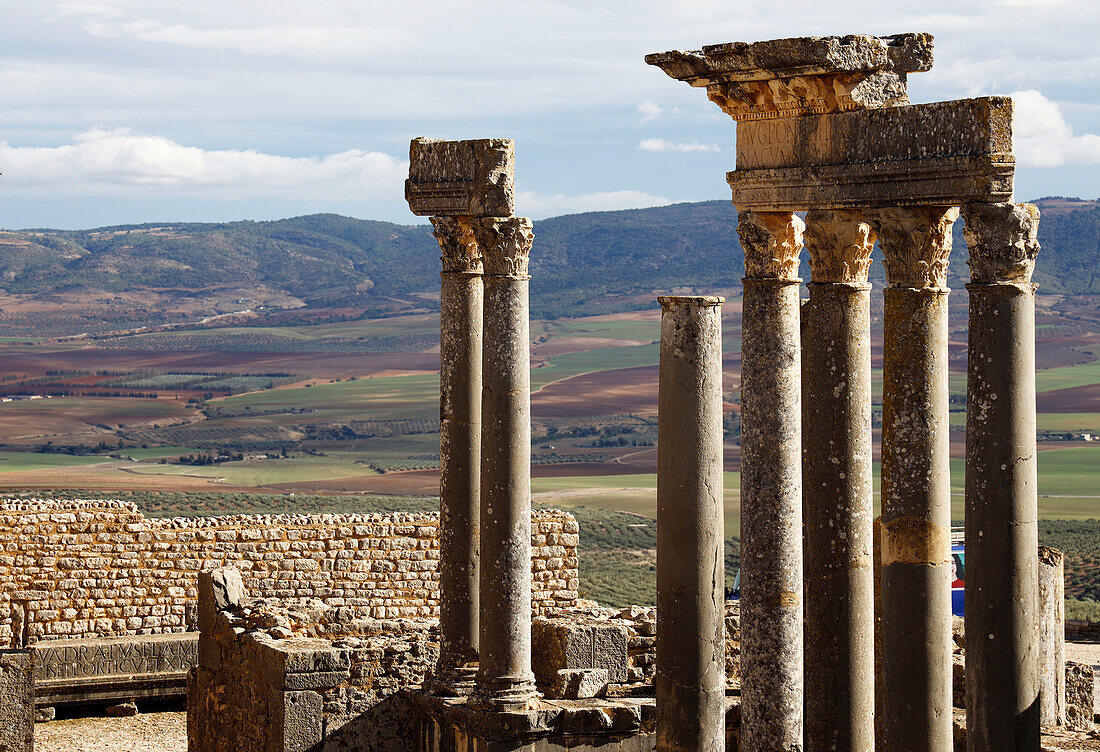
[647,32,1051,752]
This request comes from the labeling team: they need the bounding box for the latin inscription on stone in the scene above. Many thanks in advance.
[33,634,198,682]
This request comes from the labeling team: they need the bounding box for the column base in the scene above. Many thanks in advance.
[467,674,540,712]
[427,666,479,697]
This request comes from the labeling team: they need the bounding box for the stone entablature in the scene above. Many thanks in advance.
[0,498,579,645]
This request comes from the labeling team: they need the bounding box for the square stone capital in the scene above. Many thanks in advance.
[406,138,515,217]
[646,33,932,121]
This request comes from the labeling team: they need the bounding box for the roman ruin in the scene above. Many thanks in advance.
[647,32,1049,752]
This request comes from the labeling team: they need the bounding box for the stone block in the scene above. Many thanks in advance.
[729,96,1014,210]
[0,650,33,752]
[281,690,323,752]
[105,701,138,717]
[1065,661,1095,731]
[547,668,609,700]
[532,618,628,685]
[32,632,197,707]
[647,33,933,121]
[405,138,515,217]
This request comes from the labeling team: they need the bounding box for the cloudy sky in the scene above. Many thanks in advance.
[2,0,1098,229]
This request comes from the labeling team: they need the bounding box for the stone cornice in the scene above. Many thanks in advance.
[804,210,876,284]
[870,206,959,289]
[737,211,805,281]
[431,216,483,274]
[962,202,1041,284]
[470,217,533,278]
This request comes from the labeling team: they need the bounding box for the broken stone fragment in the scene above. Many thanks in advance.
[546,668,609,700]
[405,138,515,217]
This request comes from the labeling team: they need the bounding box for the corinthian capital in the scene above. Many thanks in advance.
[804,210,876,284]
[870,206,960,289]
[737,211,805,281]
[962,203,1041,284]
[470,217,533,278]
[431,216,482,274]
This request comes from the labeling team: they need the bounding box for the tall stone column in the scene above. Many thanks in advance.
[656,295,726,752]
[468,216,539,712]
[801,210,876,752]
[736,210,805,752]
[962,202,1042,751]
[430,216,483,694]
[871,206,959,752]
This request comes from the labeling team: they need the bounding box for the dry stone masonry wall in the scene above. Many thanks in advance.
[0,498,578,645]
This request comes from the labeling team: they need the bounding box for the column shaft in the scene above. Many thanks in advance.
[433,216,484,692]
[963,202,1042,751]
[1038,547,1066,728]
[656,295,726,752]
[469,217,538,711]
[737,210,805,752]
[874,206,958,752]
[801,210,875,752]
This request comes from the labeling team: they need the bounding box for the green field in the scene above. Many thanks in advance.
[0,452,109,473]
[213,374,440,421]
[128,455,378,485]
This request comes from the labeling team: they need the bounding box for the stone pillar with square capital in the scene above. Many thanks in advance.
[430,216,484,694]
[467,216,539,712]
[737,210,805,752]
[801,209,876,752]
[871,205,959,752]
[962,202,1042,752]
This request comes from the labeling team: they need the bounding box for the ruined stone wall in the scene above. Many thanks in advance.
[0,498,579,645]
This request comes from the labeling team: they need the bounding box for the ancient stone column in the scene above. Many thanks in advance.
[962,202,1042,751]
[430,216,483,694]
[1037,546,1066,728]
[656,295,726,752]
[871,206,959,752]
[468,216,539,712]
[736,210,805,752]
[801,210,876,752]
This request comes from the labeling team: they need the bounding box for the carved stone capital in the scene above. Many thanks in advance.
[804,209,876,284]
[737,211,805,281]
[870,206,960,289]
[962,202,1040,284]
[469,217,533,278]
[430,216,482,274]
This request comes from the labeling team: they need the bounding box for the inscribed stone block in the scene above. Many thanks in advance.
[0,650,33,752]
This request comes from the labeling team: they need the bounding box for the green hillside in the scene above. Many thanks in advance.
[2,197,1096,319]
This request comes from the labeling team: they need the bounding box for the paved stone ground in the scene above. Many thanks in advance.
[35,712,186,752]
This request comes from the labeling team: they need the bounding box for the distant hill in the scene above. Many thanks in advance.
[1,197,1096,320]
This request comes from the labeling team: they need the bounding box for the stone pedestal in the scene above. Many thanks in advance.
[656,295,726,752]
[736,210,805,752]
[873,206,959,752]
[432,216,484,694]
[468,217,539,712]
[962,202,1042,752]
[801,210,875,752]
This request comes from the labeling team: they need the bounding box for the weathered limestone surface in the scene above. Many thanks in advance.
[737,210,804,752]
[531,618,628,687]
[963,201,1042,752]
[0,649,33,752]
[1038,546,1067,728]
[656,295,725,752]
[1065,662,1096,731]
[646,33,932,121]
[406,138,515,217]
[0,498,578,645]
[470,216,539,711]
[730,98,1013,210]
[432,215,484,693]
[801,210,875,752]
[875,206,958,752]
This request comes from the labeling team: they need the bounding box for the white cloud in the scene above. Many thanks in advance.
[0,128,407,198]
[637,101,663,122]
[1012,90,1100,167]
[517,190,671,218]
[638,138,720,153]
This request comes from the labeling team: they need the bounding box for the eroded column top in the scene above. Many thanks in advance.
[737,211,805,282]
[646,33,932,121]
[431,217,483,275]
[870,206,960,290]
[470,217,533,279]
[804,209,877,285]
[406,138,515,218]
[962,202,1041,284]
